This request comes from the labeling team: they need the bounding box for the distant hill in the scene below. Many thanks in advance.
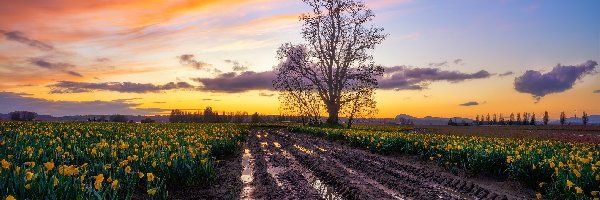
[549,115,600,125]
[395,114,473,125]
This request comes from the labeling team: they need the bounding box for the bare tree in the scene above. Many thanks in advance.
[560,111,566,125]
[543,111,549,125]
[274,0,387,125]
[509,113,515,125]
[582,111,589,125]
[342,85,377,128]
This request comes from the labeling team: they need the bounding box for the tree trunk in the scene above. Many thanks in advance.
[326,104,340,125]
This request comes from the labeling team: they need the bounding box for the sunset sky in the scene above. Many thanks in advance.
[1,0,599,118]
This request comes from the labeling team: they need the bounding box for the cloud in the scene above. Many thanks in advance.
[379,66,492,90]
[225,59,249,71]
[48,81,195,93]
[595,90,600,93]
[28,58,83,77]
[111,98,142,103]
[259,92,275,97]
[29,58,73,69]
[498,71,514,77]
[96,57,110,62]
[153,101,166,104]
[453,59,464,65]
[459,101,479,106]
[193,71,276,93]
[428,61,448,67]
[514,60,597,100]
[1,30,54,51]
[178,54,211,70]
[0,91,162,116]
[65,71,84,77]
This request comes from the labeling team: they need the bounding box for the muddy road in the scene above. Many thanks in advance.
[236,128,533,200]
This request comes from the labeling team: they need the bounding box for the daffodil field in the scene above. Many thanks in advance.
[291,126,600,199]
[0,122,246,200]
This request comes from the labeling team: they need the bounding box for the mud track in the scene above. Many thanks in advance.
[241,128,532,200]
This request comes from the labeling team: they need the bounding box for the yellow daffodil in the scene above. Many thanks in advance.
[94,174,104,190]
[147,173,155,182]
[147,188,157,196]
[44,161,54,171]
[111,180,119,190]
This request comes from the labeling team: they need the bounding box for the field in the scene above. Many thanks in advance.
[1,122,600,199]
[0,122,246,199]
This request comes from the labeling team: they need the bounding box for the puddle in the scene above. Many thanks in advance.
[293,144,314,155]
[316,146,328,152]
[278,148,343,200]
[308,175,344,200]
[434,185,474,200]
[240,148,255,199]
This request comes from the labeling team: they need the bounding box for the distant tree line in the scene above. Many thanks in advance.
[168,106,309,123]
[168,107,250,123]
[8,111,38,121]
[473,111,591,126]
[87,115,133,123]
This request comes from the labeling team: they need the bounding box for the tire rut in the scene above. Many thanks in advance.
[276,128,530,200]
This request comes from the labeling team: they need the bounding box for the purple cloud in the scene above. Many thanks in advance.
[1,30,54,51]
[259,92,275,97]
[459,101,479,106]
[178,54,211,69]
[499,71,514,77]
[453,59,464,65]
[48,81,195,93]
[514,60,597,100]
[224,59,249,71]
[0,92,162,116]
[379,66,492,90]
[28,58,83,77]
[192,71,276,93]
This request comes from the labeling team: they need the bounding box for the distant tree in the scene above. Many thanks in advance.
[582,111,589,125]
[251,112,262,123]
[486,113,491,125]
[141,117,156,123]
[448,119,454,126]
[522,112,528,125]
[109,115,128,123]
[516,113,521,125]
[530,113,536,125]
[560,112,566,125]
[203,107,216,122]
[499,114,505,125]
[543,111,549,125]
[509,113,515,125]
[492,114,497,125]
[475,115,480,125]
[9,111,38,121]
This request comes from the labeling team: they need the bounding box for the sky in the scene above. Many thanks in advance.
[0,0,599,119]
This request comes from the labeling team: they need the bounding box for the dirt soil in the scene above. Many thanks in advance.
[236,128,535,200]
[166,127,536,199]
